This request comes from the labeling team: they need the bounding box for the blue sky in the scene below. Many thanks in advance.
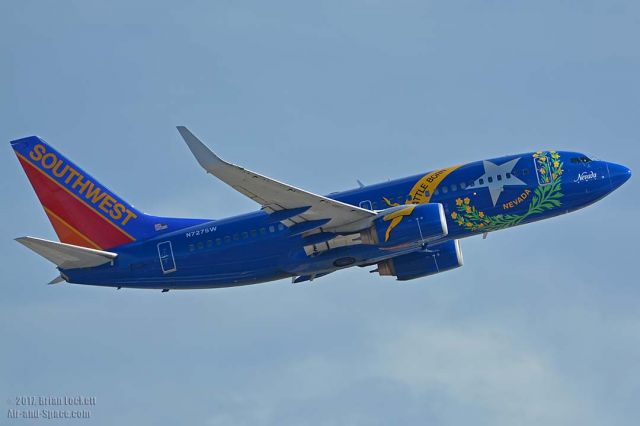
[1,1,638,424]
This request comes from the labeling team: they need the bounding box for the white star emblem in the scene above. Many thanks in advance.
[472,158,526,206]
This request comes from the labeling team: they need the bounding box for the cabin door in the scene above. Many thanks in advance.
[157,241,177,274]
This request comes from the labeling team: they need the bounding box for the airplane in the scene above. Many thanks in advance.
[10,127,631,291]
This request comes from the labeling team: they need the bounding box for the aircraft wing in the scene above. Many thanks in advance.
[177,126,375,231]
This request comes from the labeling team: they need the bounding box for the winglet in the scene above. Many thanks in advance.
[176,126,224,172]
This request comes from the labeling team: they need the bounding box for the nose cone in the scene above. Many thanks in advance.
[608,162,632,189]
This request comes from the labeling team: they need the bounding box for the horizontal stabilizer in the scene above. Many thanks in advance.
[15,236,117,269]
[48,275,65,285]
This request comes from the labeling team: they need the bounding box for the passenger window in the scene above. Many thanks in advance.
[215,238,222,245]
[206,239,212,247]
[434,188,439,195]
[259,227,267,235]
[233,234,239,241]
[451,184,457,191]
[479,178,484,185]
[424,190,430,196]
[460,182,466,189]
[523,169,529,176]
[442,186,449,194]
[241,231,249,239]
[506,172,511,179]
[188,244,195,252]
[488,176,493,183]
[197,241,204,249]
[250,229,257,237]
[278,223,285,231]
[224,236,231,243]
[497,174,502,181]
[269,225,275,233]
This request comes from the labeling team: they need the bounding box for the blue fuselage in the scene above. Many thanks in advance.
[63,150,631,289]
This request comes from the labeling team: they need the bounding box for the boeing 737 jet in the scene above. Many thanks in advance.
[11,128,631,290]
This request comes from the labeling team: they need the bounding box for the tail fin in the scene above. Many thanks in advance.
[11,136,207,249]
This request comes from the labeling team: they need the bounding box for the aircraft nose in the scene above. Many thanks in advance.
[608,162,632,189]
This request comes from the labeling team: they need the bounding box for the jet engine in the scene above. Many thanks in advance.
[360,203,447,246]
[375,240,463,281]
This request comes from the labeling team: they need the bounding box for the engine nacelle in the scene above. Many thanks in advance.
[376,240,463,281]
[361,203,448,246]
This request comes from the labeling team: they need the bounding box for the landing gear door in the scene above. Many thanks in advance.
[157,241,177,274]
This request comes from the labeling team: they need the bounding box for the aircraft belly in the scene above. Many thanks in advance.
[282,243,423,277]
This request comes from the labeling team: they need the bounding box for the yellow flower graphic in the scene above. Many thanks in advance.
[553,161,559,167]
[451,212,458,219]
[465,206,472,213]
[463,197,470,205]
[478,212,485,218]
[540,168,546,174]
[455,198,463,206]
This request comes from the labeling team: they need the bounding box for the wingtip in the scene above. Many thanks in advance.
[176,126,223,170]
[176,125,193,140]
